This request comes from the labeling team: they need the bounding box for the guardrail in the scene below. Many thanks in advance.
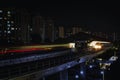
[0,47,111,79]
[0,50,79,79]
[0,50,72,67]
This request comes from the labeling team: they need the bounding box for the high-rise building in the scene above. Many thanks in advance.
[0,8,16,45]
[0,8,31,45]
[32,16,45,43]
[54,27,59,40]
[58,26,64,38]
[32,16,54,43]
[16,9,32,44]
[58,26,82,38]
[45,18,54,42]
[64,27,72,38]
[73,27,82,35]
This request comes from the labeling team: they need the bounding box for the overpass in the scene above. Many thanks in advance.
[0,41,112,80]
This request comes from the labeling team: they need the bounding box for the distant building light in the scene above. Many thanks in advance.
[0,17,2,19]
[7,21,10,23]
[7,28,10,30]
[7,11,11,14]
[16,28,17,30]
[30,28,32,31]
[7,24,11,27]
[0,10,3,13]
[4,30,6,33]
[11,27,14,30]
[8,31,11,34]
[8,14,11,17]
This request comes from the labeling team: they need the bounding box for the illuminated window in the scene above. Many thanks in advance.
[7,28,10,30]
[7,24,11,27]
[4,17,7,20]
[7,11,11,14]
[7,21,10,23]
[11,27,14,30]
[4,30,6,33]
[11,21,14,23]
[0,17,2,19]
[30,28,32,31]
[0,10,2,13]
[8,14,11,17]
[8,31,11,34]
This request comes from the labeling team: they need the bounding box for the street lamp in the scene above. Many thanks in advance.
[80,70,84,75]
[75,74,79,79]
[89,65,93,68]
[100,71,104,80]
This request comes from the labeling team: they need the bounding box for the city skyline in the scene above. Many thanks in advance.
[0,1,120,33]
[0,7,119,45]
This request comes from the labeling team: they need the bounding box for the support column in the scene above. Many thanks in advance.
[60,70,68,80]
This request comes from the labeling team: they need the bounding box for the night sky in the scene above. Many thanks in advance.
[0,0,120,32]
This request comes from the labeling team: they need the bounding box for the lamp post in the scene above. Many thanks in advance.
[101,70,104,80]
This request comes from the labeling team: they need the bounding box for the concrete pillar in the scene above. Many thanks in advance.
[60,70,68,80]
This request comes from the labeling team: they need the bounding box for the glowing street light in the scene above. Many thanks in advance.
[80,70,84,75]
[89,65,93,68]
[75,75,79,79]
[100,71,104,80]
